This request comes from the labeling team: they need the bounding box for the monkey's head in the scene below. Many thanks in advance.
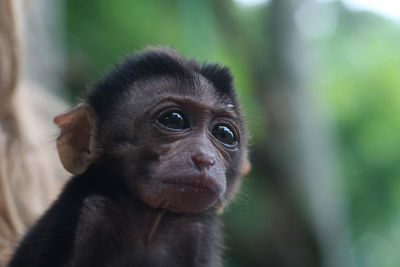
[54,47,250,213]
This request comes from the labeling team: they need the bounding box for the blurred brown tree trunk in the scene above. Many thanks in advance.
[0,0,66,265]
[262,1,353,266]
[253,0,353,266]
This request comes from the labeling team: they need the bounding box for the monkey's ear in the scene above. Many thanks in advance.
[54,105,96,175]
[240,158,251,175]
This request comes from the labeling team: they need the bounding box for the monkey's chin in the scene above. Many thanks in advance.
[139,183,221,213]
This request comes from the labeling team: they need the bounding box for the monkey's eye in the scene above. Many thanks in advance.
[212,124,237,146]
[157,111,189,130]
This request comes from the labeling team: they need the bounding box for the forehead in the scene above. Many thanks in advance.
[123,75,236,115]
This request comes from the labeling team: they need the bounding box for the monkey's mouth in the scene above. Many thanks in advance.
[140,175,224,213]
[161,179,218,194]
[160,180,220,212]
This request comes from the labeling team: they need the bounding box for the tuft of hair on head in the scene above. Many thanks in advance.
[199,63,236,99]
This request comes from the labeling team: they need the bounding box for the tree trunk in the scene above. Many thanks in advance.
[258,0,353,266]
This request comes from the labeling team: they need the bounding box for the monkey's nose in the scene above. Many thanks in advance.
[191,152,216,170]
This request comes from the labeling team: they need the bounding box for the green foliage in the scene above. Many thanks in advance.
[314,5,400,267]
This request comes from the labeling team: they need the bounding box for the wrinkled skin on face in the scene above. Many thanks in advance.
[138,104,231,212]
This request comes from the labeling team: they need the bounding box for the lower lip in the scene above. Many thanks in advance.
[139,180,221,212]
[161,183,219,212]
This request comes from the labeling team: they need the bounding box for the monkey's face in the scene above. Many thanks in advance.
[105,78,246,213]
[136,98,241,212]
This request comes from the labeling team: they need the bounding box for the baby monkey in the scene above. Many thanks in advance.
[8,47,249,267]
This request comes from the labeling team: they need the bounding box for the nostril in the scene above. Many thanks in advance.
[191,152,216,170]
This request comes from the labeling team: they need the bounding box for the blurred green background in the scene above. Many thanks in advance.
[61,0,400,266]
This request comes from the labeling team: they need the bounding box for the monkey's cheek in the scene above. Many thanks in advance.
[139,187,221,213]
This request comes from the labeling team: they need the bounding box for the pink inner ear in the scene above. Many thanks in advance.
[54,105,96,175]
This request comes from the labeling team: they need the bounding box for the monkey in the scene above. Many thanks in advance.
[7,47,250,267]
